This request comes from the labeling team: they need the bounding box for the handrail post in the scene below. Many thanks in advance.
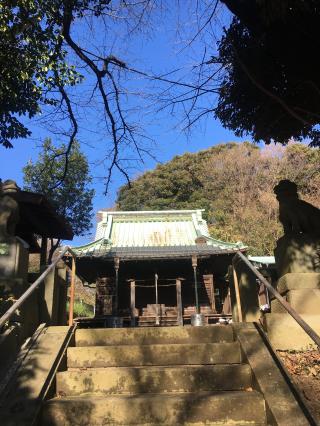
[68,256,76,326]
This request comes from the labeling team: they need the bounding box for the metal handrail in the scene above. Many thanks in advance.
[0,245,76,330]
[233,251,320,348]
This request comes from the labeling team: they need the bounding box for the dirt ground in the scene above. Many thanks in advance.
[277,350,320,424]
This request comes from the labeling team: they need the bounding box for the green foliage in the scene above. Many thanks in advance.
[0,1,84,148]
[215,1,320,146]
[116,142,320,255]
[117,143,238,219]
[23,138,94,237]
[67,299,94,318]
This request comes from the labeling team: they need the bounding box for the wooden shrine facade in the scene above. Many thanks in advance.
[73,210,246,326]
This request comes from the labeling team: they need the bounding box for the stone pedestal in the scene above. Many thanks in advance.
[265,271,320,350]
[0,238,29,328]
[274,234,320,278]
[263,313,320,350]
[0,237,29,282]
[0,238,30,354]
[271,273,320,314]
[230,260,260,323]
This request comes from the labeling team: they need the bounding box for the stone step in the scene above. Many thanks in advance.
[57,364,252,396]
[42,391,266,425]
[75,325,234,346]
[67,342,241,368]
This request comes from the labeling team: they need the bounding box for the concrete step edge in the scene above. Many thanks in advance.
[56,364,253,396]
[42,391,266,425]
[75,325,235,346]
[67,342,242,368]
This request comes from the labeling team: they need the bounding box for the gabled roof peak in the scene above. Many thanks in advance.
[97,209,205,216]
[72,208,246,258]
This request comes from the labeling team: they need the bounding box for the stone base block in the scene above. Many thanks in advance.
[271,289,320,314]
[276,272,320,293]
[0,238,29,280]
[263,312,320,350]
[274,234,320,278]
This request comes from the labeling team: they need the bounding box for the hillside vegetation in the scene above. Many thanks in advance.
[117,143,320,255]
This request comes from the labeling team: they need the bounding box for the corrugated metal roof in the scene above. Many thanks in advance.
[110,220,197,247]
[73,209,246,258]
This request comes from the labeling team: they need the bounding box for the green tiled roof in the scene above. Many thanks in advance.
[73,210,246,258]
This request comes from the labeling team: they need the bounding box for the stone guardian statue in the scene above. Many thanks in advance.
[273,180,320,277]
[0,179,20,242]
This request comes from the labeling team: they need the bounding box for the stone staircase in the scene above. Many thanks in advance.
[42,325,268,425]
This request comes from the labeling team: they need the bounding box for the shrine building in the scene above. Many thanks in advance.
[73,210,246,326]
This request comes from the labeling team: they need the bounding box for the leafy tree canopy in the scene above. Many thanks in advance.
[0,0,157,189]
[0,0,83,147]
[116,142,320,255]
[2,0,319,192]
[216,0,320,146]
[23,138,94,257]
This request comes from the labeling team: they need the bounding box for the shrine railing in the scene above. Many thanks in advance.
[232,251,320,348]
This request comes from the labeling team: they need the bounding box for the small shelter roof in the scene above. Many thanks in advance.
[73,210,245,260]
[10,190,73,249]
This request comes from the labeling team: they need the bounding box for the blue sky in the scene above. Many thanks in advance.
[0,3,246,246]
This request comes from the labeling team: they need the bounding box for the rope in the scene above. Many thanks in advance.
[128,278,183,282]
[134,282,177,288]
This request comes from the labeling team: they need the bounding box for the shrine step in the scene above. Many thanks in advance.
[57,364,252,396]
[67,342,241,368]
[42,391,266,425]
[75,324,234,346]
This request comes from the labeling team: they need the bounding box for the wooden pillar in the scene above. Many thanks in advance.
[155,273,159,326]
[40,236,47,267]
[233,266,243,322]
[176,278,183,326]
[222,288,232,315]
[203,274,216,313]
[130,280,136,327]
[192,255,199,314]
[114,257,120,316]
[68,256,76,326]
[57,261,68,325]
